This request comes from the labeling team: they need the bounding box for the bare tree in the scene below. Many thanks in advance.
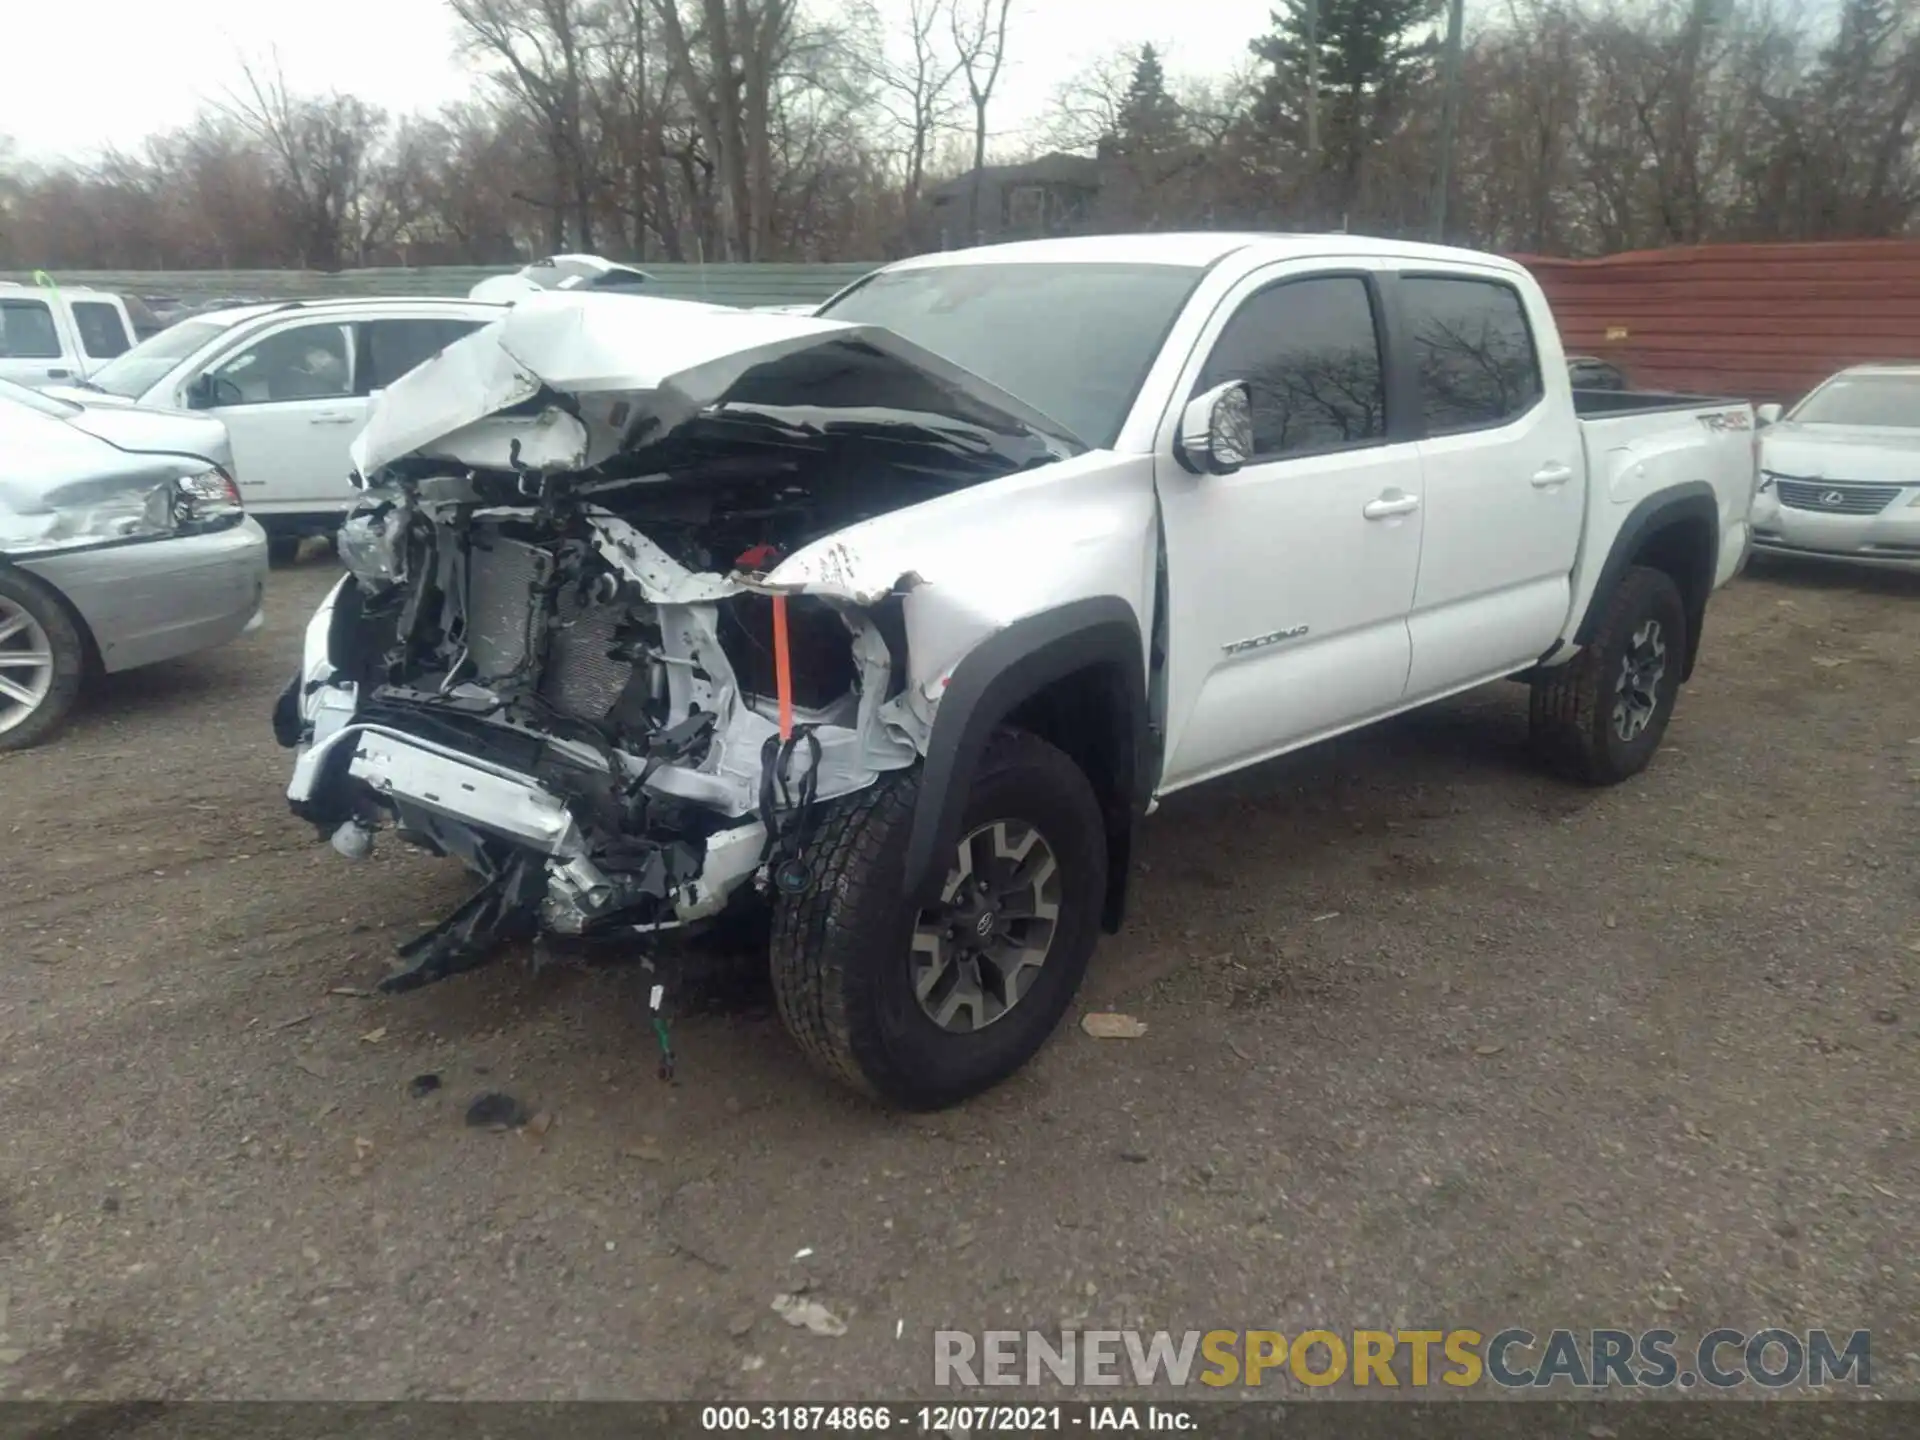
[5,0,1919,272]
[950,0,1014,241]
[1038,48,1136,152]
[448,0,605,252]
[856,0,964,210]
[649,0,802,258]
[222,59,390,268]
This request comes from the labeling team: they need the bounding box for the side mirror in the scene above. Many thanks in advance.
[1755,403,1782,427]
[1178,380,1255,475]
[183,373,215,410]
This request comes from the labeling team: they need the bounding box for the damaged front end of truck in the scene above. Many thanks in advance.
[274,292,1082,993]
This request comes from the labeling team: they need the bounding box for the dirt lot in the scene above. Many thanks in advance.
[2,554,1916,1401]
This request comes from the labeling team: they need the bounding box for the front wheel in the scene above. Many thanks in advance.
[1530,564,1687,786]
[0,568,86,753]
[770,730,1107,1109]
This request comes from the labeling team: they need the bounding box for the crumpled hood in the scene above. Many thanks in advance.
[1763,425,1920,485]
[349,290,1083,478]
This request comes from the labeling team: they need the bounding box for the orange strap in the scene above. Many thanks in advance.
[771,594,794,740]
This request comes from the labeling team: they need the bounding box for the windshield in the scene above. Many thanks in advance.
[1789,375,1920,429]
[818,262,1206,447]
[0,375,82,418]
[87,319,231,399]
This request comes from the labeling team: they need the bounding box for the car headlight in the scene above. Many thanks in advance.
[170,467,245,531]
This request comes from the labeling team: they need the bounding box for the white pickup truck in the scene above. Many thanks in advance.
[277,234,1757,1109]
[0,282,139,388]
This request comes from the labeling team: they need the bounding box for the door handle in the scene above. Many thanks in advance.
[309,413,358,425]
[1363,491,1420,520]
[1530,462,1575,489]
[46,367,70,379]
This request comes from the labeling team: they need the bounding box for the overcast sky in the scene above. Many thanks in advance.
[1,0,1282,165]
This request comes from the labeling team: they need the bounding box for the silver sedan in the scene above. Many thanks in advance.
[1751,364,1920,572]
[0,378,268,749]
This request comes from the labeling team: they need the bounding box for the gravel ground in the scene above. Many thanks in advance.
[1,553,1915,1402]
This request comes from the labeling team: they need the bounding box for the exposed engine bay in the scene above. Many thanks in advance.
[277,294,1081,994]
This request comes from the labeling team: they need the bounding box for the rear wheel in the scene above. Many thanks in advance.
[770,730,1107,1109]
[0,569,86,753]
[1530,564,1686,785]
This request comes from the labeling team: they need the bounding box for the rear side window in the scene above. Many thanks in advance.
[1402,276,1543,434]
[361,318,482,391]
[1196,275,1386,459]
[72,301,131,358]
[0,299,62,359]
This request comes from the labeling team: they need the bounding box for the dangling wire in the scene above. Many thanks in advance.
[757,724,822,897]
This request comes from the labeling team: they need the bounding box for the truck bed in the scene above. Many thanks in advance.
[1573,387,1743,417]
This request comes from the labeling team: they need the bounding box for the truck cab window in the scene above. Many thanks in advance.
[0,299,62,359]
[72,302,132,359]
[1403,276,1543,434]
[1196,276,1386,459]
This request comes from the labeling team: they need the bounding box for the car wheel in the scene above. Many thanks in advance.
[770,729,1107,1110]
[1530,564,1687,786]
[0,569,87,753]
[267,534,304,565]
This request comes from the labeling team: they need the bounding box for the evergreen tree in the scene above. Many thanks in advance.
[1249,0,1441,214]
[1117,44,1186,152]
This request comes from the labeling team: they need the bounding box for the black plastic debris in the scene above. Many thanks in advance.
[408,1073,443,1099]
[465,1092,531,1129]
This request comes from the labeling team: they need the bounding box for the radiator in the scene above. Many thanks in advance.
[541,595,635,722]
[463,536,552,682]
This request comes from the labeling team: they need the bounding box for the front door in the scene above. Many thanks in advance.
[1155,266,1425,793]
[0,295,76,386]
[198,319,364,517]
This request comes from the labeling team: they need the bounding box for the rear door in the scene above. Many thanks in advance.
[0,295,80,386]
[196,318,362,516]
[1400,269,1584,696]
[68,298,135,378]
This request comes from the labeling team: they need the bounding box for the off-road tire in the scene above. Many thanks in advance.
[0,567,86,753]
[1530,564,1687,786]
[770,729,1107,1110]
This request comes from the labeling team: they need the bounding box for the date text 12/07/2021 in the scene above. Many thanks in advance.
[700,1404,1196,1432]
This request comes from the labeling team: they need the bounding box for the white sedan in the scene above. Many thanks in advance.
[1751,363,1920,571]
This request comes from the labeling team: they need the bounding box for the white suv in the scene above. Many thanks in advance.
[59,297,502,557]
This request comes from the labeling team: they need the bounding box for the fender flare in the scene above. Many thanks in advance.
[1573,481,1719,680]
[901,596,1151,929]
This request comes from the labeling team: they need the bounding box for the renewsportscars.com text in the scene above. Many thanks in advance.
[933,1327,1872,1390]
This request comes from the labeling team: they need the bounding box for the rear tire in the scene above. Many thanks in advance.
[770,729,1107,1110]
[267,533,304,565]
[1530,564,1687,786]
[0,568,86,753]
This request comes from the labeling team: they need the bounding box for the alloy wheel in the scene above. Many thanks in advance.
[1612,619,1667,743]
[910,820,1062,1034]
[0,599,56,738]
